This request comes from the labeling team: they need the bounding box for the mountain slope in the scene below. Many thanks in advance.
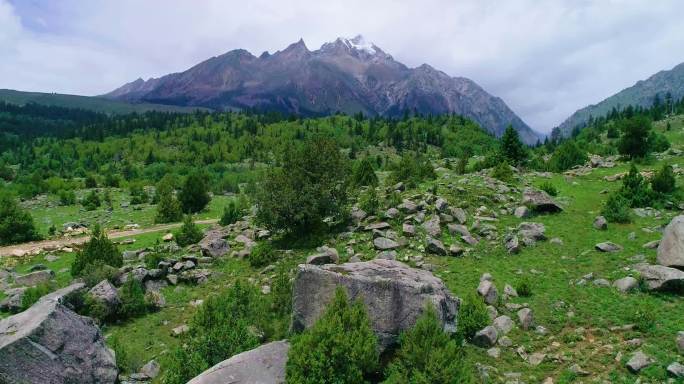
[105,36,538,143]
[0,89,207,115]
[556,62,684,137]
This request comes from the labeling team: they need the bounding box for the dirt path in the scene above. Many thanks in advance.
[0,219,219,258]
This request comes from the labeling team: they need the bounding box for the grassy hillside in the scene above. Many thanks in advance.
[0,89,208,114]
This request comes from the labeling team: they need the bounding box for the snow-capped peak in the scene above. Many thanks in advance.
[341,35,376,55]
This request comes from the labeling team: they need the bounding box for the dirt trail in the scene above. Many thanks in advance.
[0,219,218,258]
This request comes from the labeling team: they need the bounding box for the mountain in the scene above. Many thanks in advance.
[105,35,538,143]
[0,89,207,115]
[556,62,684,137]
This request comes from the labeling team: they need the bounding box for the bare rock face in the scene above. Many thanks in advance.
[292,259,459,352]
[657,215,684,269]
[188,341,289,384]
[521,188,562,213]
[0,283,117,384]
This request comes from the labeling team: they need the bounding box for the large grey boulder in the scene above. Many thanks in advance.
[634,264,684,292]
[0,288,26,312]
[472,325,498,348]
[199,229,230,258]
[292,259,459,352]
[657,215,684,268]
[521,188,562,213]
[422,216,442,237]
[0,283,117,384]
[14,270,55,287]
[87,280,120,315]
[188,340,289,384]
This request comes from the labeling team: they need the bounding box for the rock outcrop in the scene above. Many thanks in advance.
[188,340,289,384]
[521,188,562,213]
[657,215,684,269]
[0,283,117,384]
[292,259,459,352]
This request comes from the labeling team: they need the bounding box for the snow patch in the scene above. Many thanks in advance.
[342,35,376,55]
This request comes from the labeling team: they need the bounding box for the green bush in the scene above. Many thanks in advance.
[601,193,632,224]
[618,116,652,159]
[179,171,211,214]
[249,242,277,268]
[58,189,76,205]
[549,140,587,172]
[631,302,657,332]
[144,251,166,270]
[71,225,121,277]
[286,288,379,384]
[155,176,183,223]
[271,265,292,316]
[21,282,55,310]
[82,190,101,211]
[0,192,41,246]
[490,161,514,182]
[358,187,380,216]
[81,261,120,287]
[538,181,558,197]
[174,216,203,247]
[456,293,490,341]
[619,164,654,207]
[351,157,379,187]
[163,281,264,384]
[515,276,533,297]
[129,183,149,205]
[254,138,350,234]
[118,275,149,319]
[219,200,243,226]
[647,131,670,153]
[84,174,98,188]
[388,152,436,187]
[383,307,474,384]
[454,156,468,174]
[651,164,676,194]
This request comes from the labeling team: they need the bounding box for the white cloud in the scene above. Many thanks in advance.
[1,0,684,132]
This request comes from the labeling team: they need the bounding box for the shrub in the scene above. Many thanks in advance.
[71,225,121,277]
[58,189,76,205]
[647,131,670,153]
[84,174,98,188]
[549,140,587,172]
[271,265,292,316]
[351,157,379,187]
[388,152,436,187]
[219,200,242,226]
[456,293,490,341]
[155,179,183,223]
[163,281,264,384]
[383,307,474,384]
[358,187,380,216]
[174,215,203,247]
[606,125,619,139]
[385,191,402,209]
[0,192,41,245]
[21,282,55,310]
[651,164,676,194]
[455,156,468,174]
[619,164,654,207]
[144,251,166,270]
[118,275,149,319]
[81,261,120,287]
[631,302,657,332]
[255,138,350,234]
[129,183,149,205]
[286,288,379,384]
[82,190,101,211]
[618,116,652,159]
[248,242,277,268]
[538,181,558,197]
[179,171,211,214]
[515,276,533,297]
[490,161,514,182]
[601,193,632,224]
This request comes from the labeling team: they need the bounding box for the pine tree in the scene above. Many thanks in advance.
[499,125,527,166]
[179,171,211,214]
[155,179,183,223]
[351,157,378,187]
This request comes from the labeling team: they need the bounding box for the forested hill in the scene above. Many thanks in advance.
[0,104,497,198]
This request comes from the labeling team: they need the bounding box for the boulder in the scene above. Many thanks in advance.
[350,207,367,223]
[292,259,459,352]
[522,188,562,213]
[634,264,684,292]
[657,215,684,268]
[613,276,638,293]
[402,223,416,237]
[306,246,339,265]
[0,283,116,384]
[422,216,441,237]
[373,237,400,251]
[188,341,289,384]
[626,351,654,373]
[451,207,467,224]
[140,359,161,380]
[477,280,498,305]
[517,308,534,331]
[435,198,449,212]
[514,206,531,219]
[385,207,400,219]
[667,362,684,378]
[87,280,120,314]
[472,326,498,348]
[595,242,622,253]
[398,200,417,214]
[14,270,55,287]
[593,216,608,230]
[0,288,26,312]
[426,237,447,256]
[505,235,521,254]
[677,331,684,354]
[517,222,546,242]
[199,230,230,258]
[449,244,464,257]
[493,315,514,335]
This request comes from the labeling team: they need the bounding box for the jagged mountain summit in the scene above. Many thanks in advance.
[556,62,684,137]
[105,35,538,143]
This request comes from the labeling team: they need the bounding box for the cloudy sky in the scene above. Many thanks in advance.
[1,0,683,132]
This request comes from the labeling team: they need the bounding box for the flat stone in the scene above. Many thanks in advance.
[626,351,654,373]
[373,237,400,251]
[595,242,622,252]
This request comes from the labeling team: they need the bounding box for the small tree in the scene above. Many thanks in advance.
[456,293,490,341]
[0,193,41,245]
[618,116,652,159]
[286,288,379,383]
[499,125,527,166]
[248,242,277,268]
[118,275,149,319]
[71,225,121,277]
[351,158,378,187]
[549,140,587,172]
[174,215,203,247]
[155,178,183,223]
[383,307,474,383]
[219,200,242,226]
[82,190,101,211]
[358,187,380,216]
[179,171,211,214]
[651,164,676,194]
[620,164,654,207]
[601,193,632,223]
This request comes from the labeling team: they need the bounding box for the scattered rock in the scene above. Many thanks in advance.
[677,331,684,354]
[87,280,120,315]
[657,215,684,268]
[477,280,499,305]
[522,188,562,212]
[473,326,498,348]
[517,308,534,331]
[593,216,608,230]
[514,206,531,218]
[634,264,684,292]
[422,216,442,237]
[448,244,464,256]
[187,340,289,384]
[373,237,400,251]
[613,276,638,293]
[172,324,190,336]
[426,237,447,256]
[140,359,161,379]
[595,242,622,252]
[505,235,521,254]
[199,230,230,258]
[402,223,416,237]
[503,284,518,297]
[14,269,55,286]
[493,315,514,334]
[626,351,654,373]
[162,233,174,242]
[668,362,684,378]
[291,259,459,352]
